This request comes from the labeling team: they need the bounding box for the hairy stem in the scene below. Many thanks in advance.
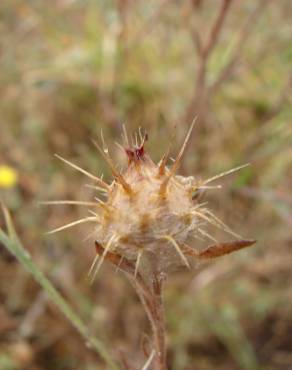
[132,274,167,370]
[94,242,168,369]
[151,276,167,370]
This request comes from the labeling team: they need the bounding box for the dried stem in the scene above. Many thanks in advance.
[210,0,270,94]
[184,0,233,123]
[184,0,270,125]
[201,0,233,60]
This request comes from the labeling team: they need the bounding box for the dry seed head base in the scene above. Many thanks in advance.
[49,124,255,280]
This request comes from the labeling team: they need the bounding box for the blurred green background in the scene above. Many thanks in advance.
[0,1,291,369]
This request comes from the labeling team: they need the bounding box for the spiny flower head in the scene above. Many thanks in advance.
[45,123,255,279]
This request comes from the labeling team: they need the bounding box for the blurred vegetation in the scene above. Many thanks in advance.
[0,0,291,369]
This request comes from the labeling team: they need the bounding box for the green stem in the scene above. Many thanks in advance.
[0,228,120,370]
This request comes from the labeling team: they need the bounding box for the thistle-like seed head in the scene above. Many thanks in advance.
[48,124,255,278]
[97,135,200,272]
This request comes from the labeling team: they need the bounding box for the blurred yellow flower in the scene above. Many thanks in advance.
[0,165,18,188]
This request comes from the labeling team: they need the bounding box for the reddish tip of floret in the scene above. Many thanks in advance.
[125,133,148,163]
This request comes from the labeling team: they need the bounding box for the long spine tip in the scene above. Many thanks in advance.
[159,118,196,194]
[92,140,133,195]
[54,154,109,191]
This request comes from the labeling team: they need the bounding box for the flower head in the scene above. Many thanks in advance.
[0,165,18,189]
[46,124,255,279]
